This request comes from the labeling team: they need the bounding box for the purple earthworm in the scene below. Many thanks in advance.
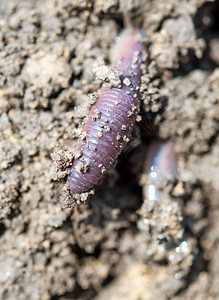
[143,140,177,202]
[68,28,147,193]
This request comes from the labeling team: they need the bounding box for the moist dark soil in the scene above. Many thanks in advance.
[0,0,218,299]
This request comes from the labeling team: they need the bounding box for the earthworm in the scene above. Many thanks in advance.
[68,28,147,193]
[143,140,177,202]
[138,140,183,244]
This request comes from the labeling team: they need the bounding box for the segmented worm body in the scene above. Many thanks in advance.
[144,141,177,202]
[139,141,184,246]
[68,29,147,193]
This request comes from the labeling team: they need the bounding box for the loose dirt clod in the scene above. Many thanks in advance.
[92,58,123,88]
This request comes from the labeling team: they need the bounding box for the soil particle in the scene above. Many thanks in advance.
[92,58,123,87]
[51,150,73,179]
[150,15,205,69]
[138,197,184,244]
[158,67,219,155]
[22,51,72,89]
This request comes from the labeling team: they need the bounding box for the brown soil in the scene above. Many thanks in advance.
[0,0,218,299]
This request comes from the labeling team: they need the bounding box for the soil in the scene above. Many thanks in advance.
[0,0,219,299]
